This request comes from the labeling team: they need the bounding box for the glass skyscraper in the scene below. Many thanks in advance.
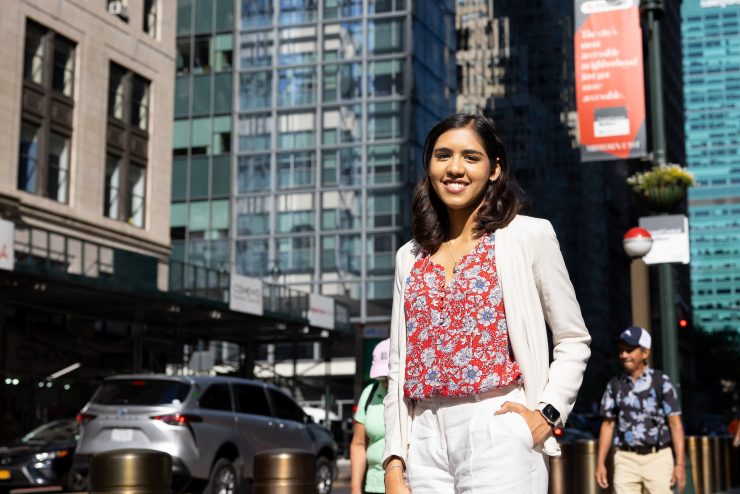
[682,0,740,331]
[173,0,456,326]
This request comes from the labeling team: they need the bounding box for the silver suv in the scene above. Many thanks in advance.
[70,375,336,494]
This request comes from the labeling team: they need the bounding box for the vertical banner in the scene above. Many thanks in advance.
[0,218,14,271]
[574,0,647,162]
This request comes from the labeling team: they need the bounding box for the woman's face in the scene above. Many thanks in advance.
[428,126,500,214]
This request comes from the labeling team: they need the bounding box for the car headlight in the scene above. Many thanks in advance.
[34,449,70,462]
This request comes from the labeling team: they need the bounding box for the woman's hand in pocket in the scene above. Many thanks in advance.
[495,401,551,447]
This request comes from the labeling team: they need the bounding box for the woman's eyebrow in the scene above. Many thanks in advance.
[433,147,485,156]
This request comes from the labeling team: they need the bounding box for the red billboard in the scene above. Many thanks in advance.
[574,0,647,162]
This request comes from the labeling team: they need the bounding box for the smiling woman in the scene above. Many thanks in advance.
[382,114,592,494]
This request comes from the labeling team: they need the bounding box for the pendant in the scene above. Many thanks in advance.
[453,263,459,274]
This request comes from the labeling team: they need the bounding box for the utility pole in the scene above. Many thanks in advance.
[640,0,680,400]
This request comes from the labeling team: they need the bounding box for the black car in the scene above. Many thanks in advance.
[0,419,79,492]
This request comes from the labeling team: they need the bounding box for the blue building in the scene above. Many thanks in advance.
[682,0,740,331]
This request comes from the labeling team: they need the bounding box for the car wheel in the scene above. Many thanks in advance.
[315,456,334,494]
[205,458,238,494]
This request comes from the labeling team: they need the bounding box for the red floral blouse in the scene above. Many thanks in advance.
[403,233,520,399]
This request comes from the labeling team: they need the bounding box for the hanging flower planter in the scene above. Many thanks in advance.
[627,164,696,214]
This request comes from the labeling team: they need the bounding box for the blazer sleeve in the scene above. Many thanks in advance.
[382,246,407,466]
[534,221,592,424]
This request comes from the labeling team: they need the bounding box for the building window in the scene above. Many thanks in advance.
[107,0,130,22]
[105,62,150,227]
[17,20,76,203]
[143,0,157,37]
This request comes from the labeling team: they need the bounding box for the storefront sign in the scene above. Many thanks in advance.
[639,215,690,265]
[0,218,14,271]
[229,274,263,316]
[309,293,335,330]
[574,0,647,162]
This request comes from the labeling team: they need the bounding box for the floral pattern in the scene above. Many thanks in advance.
[403,233,521,399]
[599,367,681,447]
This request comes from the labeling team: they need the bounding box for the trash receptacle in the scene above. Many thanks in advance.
[253,449,315,494]
[89,448,172,494]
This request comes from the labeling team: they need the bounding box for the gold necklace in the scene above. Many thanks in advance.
[446,241,459,273]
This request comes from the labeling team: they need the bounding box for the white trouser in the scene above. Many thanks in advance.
[406,384,549,494]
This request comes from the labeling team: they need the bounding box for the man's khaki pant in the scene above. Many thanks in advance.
[614,447,674,494]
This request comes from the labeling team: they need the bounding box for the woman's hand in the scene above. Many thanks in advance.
[496,401,552,446]
[384,460,411,494]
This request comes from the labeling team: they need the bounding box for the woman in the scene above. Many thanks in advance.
[351,338,391,494]
[382,114,591,494]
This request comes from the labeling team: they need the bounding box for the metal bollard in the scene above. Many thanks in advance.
[686,436,703,494]
[732,436,740,488]
[253,449,315,494]
[710,436,724,492]
[721,436,732,490]
[574,439,603,494]
[700,436,714,494]
[89,448,172,494]
[548,442,573,494]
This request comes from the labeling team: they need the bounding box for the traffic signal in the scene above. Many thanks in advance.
[678,319,688,328]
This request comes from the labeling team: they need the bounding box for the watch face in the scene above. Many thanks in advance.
[543,404,560,423]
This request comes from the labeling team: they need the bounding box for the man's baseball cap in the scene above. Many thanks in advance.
[619,326,651,350]
[369,338,390,379]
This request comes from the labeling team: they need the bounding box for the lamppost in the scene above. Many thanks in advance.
[623,227,653,331]
[639,0,681,399]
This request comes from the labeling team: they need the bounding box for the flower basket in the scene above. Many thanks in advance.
[626,164,696,214]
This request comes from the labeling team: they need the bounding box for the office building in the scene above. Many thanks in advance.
[682,0,740,331]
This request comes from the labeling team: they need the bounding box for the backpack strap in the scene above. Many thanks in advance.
[364,381,380,414]
[653,369,664,403]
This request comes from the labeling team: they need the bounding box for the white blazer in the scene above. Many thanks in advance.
[382,215,592,464]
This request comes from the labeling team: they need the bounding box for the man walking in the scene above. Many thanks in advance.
[596,326,686,494]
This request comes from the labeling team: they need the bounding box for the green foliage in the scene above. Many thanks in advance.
[626,164,697,194]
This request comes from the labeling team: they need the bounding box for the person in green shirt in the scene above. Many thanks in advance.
[351,338,390,494]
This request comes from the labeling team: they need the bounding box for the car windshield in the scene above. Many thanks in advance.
[91,379,191,405]
[22,420,79,443]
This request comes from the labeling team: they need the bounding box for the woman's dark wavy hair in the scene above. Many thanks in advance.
[412,113,525,252]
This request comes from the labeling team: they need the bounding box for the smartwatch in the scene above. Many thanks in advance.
[537,403,564,437]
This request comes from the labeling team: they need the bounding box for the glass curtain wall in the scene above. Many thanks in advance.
[173,0,235,270]
[234,0,455,321]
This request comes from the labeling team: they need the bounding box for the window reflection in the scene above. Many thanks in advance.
[238,113,272,151]
[322,147,362,186]
[323,63,362,102]
[368,18,404,55]
[367,101,403,140]
[323,0,362,19]
[367,233,399,275]
[367,189,402,228]
[237,196,271,235]
[240,71,272,110]
[368,58,404,97]
[368,0,406,14]
[236,239,269,277]
[276,236,315,274]
[279,26,317,65]
[278,67,316,106]
[241,0,274,28]
[278,112,315,149]
[322,105,362,145]
[277,152,316,188]
[368,144,403,184]
[279,0,318,25]
[321,190,362,230]
[238,155,271,192]
[323,22,362,60]
[240,30,273,68]
[321,235,361,275]
[276,193,314,233]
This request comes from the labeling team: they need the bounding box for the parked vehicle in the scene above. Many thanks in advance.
[70,375,337,494]
[0,419,78,492]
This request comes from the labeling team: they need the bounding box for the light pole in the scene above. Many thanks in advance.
[640,0,681,399]
[623,227,653,331]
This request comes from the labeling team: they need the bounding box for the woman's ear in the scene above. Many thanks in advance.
[490,160,502,182]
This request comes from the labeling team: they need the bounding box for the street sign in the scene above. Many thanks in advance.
[0,218,14,271]
[229,274,264,316]
[639,215,690,265]
[308,293,335,330]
